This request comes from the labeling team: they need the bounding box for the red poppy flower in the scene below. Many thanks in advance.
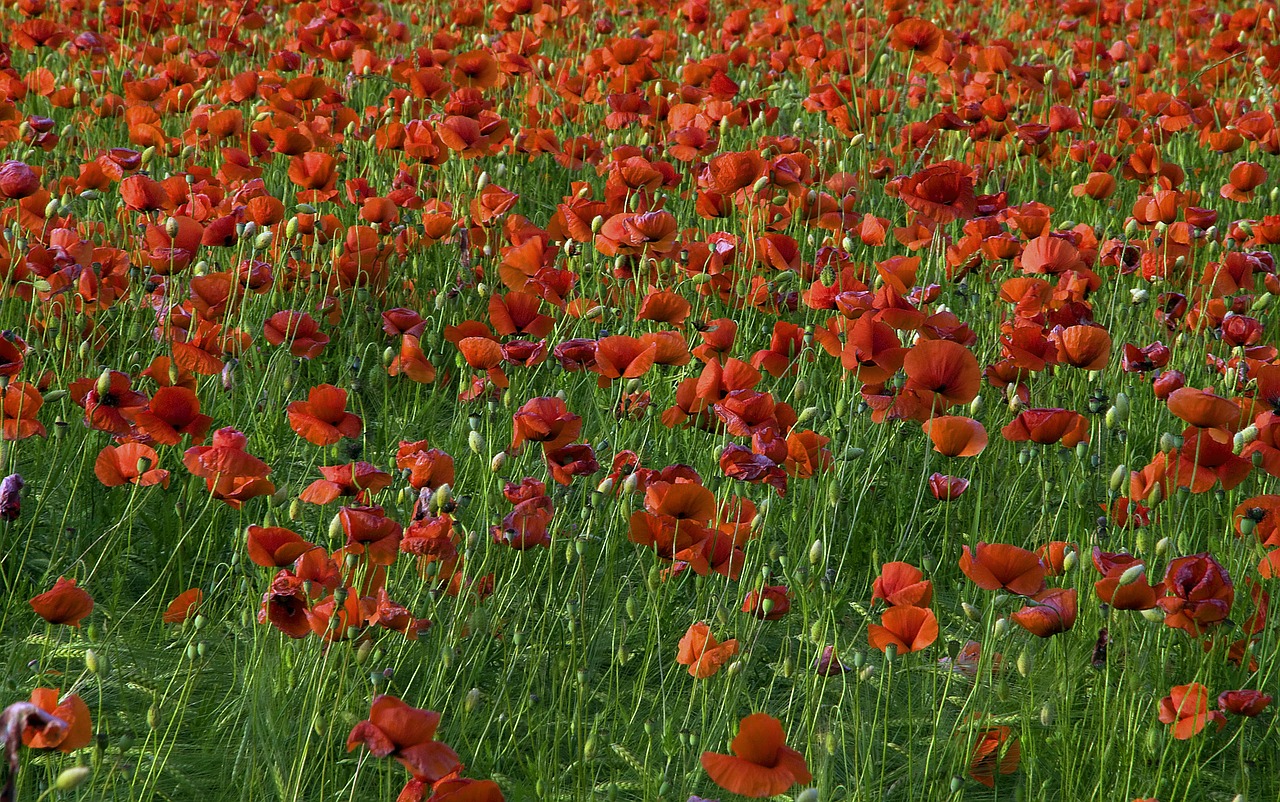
[1011,588,1077,637]
[246,525,315,567]
[700,713,811,799]
[70,370,148,435]
[510,396,582,453]
[263,311,329,359]
[287,384,362,446]
[390,336,439,384]
[396,441,456,491]
[1054,325,1111,370]
[1093,555,1165,610]
[1158,553,1234,636]
[164,588,203,624]
[1,381,45,440]
[132,386,212,446]
[676,622,738,678]
[1218,690,1272,717]
[301,463,392,506]
[896,161,976,224]
[347,695,462,782]
[959,542,1046,595]
[22,688,92,753]
[1167,387,1239,431]
[922,416,987,457]
[1001,408,1089,447]
[1159,683,1225,739]
[903,340,980,411]
[184,427,271,480]
[928,473,969,500]
[29,576,93,627]
[545,443,600,485]
[868,605,938,653]
[967,725,1019,787]
[95,443,170,488]
[871,562,933,607]
[594,335,658,384]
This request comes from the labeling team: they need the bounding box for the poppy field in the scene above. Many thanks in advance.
[4,0,1280,799]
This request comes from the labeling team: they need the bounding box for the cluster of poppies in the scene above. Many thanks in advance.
[2,0,1280,797]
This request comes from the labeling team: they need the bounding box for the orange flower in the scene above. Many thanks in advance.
[959,543,1046,596]
[347,695,462,782]
[22,688,92,753]
[868,605,938,654]
[29,576,93,627]
[287,384,362,446]
[922,416,987,457]
[163,588,203,624]
[94,443,170,488]
[967,725,1019,787]
[700,713,811,798]
[1158,683,1225,739]
[871,562,933,607]
[246,525,316,568]
[1011,588,1077,637]
[675,622,738,678]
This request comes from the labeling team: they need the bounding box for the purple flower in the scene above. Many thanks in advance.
[0,474,22,521]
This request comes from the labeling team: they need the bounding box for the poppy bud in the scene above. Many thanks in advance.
[1124,219,1139,238]
[859,664,876,681]
[1062,550,1078,572]
[94,368,112,399]
[55,766,92,792]
[595,477,614,495]
[962,602,982,622]
[1234,425,1258,453]
[468,431,485,455]
[1251,293,1273,312]
[622,472,639,495]
[489,451,507,473]
[476,171,489,191]
[993,618,1010,638]
[254,230,273,249]
[1117,563,1147,586]
[1017,650,1032,677]
[1140,607,1164,623]
[1155,536,1170,555]
[221,361,235,392]
[475,282,488,298]
[809,539,824,566]
[950,776,964,794]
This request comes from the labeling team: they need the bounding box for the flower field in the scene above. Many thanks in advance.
[1,0,1279,799]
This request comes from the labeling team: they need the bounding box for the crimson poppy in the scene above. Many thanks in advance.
[287,384,362,446]
[164,588,203,624]
[868,605,938,653]
[928,473,969,500]
[347,695,462,782]
[871,562,933,607]
[959,543,1046,595]
[1159,683,1225,739]
[22,689,92,753]
[95,443,170,488]
[1218,690,1272,717]
[29,576,93,627]
[247,525,315,568]
[967,725,1019,787]
[1011,588,1077,637]
[676,622,738,678]
[922,416,987,457]
[700,713,811,799]
[1158,553,1234,636]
